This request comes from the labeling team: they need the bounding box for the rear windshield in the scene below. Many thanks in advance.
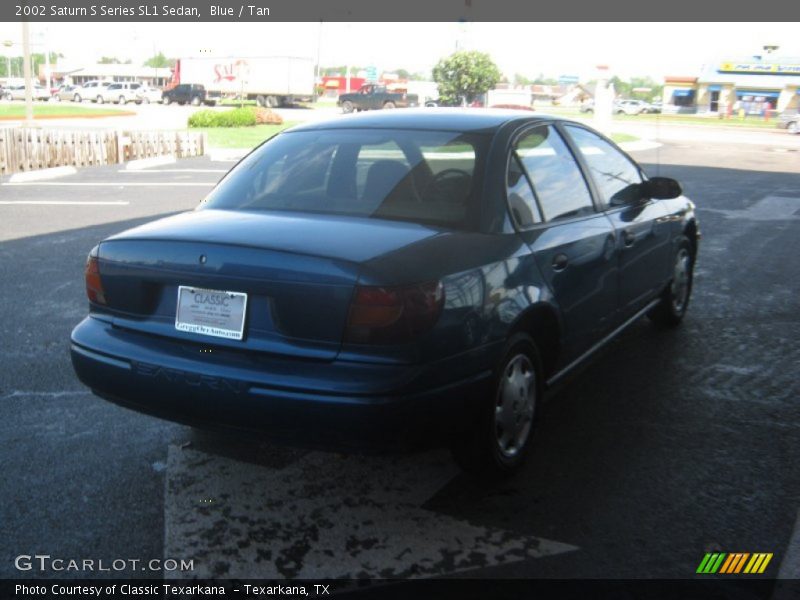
[201,128,490,230]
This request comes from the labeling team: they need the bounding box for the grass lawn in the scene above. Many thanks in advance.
[543,105,781,130]
[197,122,638,149]
[609,132,640,143]
[194,122,299,148]
[0,104,130,119]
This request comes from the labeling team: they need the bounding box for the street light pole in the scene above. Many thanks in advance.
[22,21,33,124]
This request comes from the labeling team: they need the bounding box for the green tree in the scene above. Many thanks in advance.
[513,73,532,86]
[144,52,174,68]
[432,50,501,105]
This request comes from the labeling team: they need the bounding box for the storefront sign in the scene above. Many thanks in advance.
[719,62,800,75]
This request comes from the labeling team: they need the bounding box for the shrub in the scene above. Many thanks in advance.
[188,107,258,128]
[254,107,283,125]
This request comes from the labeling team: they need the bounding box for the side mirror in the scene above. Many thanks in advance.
[643,177,682,200]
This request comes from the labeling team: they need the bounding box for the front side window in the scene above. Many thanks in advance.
[514,125,594,222]
[202,128,489,230]
[564,125,643,206]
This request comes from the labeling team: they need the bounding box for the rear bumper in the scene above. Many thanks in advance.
[70,317,492,451]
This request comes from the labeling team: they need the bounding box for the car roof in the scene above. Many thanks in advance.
[288,108,554,134]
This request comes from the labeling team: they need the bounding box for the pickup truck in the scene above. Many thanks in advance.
[338,84,418,113]
[162,83,217,107]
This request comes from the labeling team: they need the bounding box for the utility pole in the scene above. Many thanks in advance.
[22,21,33,124]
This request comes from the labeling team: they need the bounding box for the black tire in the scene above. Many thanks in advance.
[163,96,171,106]
[96,95,104,104]
[265,95,280,108]
[190,96,201,106]
[119,96,126,105]
[649,235,694,328]
[256,95,266,107]
[341,100,354,114]
[73,94,82,103]
[789,121,799,135]
[383,101,396,109]
[451,333,543,477]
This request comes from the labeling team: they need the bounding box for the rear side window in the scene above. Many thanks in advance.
[514,125,594,221]
[202,128,489,230]
[564,125,643,206]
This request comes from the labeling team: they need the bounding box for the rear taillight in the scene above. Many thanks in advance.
[345,281,444,344]
[85,247,106,305]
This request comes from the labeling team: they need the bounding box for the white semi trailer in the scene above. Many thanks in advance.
[172,56,316,107]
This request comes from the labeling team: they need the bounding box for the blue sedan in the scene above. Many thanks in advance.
[71,110,699,476]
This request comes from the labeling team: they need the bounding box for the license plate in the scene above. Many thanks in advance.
[175,286,248,340]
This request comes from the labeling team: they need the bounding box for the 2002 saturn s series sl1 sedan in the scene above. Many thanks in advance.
[71,110,699,475]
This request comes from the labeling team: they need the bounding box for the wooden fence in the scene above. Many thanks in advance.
[0,128,206,176]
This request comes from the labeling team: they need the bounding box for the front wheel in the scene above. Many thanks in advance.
[96,95,104,104]
[73,94,82,102]
[190,96,201,106]
[119,96,127,105]
[789,121,799,134]
[383,101,396,109]
[163,96,171,105]
[451,333,542,477]
[649,236,694,328]
[341,100,354,114]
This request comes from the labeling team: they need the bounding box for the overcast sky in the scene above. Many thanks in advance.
[0,22,798,80]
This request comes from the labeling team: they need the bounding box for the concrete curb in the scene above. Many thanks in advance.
[8,166,77,183]
[618,140,663,152]
[125,154,177,170]
[208,149,248,162]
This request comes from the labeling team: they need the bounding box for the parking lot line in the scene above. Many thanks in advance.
[1,182,216,187]
[0,200,130,205]
[116,168,229,174]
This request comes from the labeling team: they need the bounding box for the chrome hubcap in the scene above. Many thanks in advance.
[494,354,536,458]
[671,248,691,313]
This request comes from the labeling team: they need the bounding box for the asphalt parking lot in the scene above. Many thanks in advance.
[1,138,798,581]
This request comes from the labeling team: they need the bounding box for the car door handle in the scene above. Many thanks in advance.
[622,230,636,247]
[552,253,569,272]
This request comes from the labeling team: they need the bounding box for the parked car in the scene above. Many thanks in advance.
[96,82,141,104]
[579,99,594,113]
[162,83,215,106]
[52,84,80,102]
[777,111,799,134]
[72,80,111,103]
[649,100,663,114]
[3,84,51,101]
[70,110,699,476]
[614,99,651,115]
[135,85,163,104]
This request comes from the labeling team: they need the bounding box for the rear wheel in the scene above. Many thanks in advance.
[73,93,82,102]
[451,333,542,477]
[649,235,694,328]
[265,95,279,108]
[119,96,126,105]
[96,95,104,104]
[190,96,201,106]
[163,96,171,105]
[789,121,799,134]
[383,101,396,109]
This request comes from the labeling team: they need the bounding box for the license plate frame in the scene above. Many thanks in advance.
[175,286,248,341]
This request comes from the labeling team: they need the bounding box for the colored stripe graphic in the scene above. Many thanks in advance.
[744,553,774,574]
[699,552,775,575]
[719,554,736,573]
[697,553,727,573]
